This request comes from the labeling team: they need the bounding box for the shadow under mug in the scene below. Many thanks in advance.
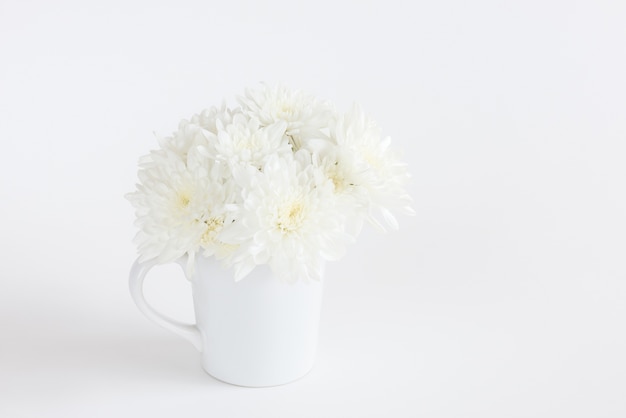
[129,255,324,387]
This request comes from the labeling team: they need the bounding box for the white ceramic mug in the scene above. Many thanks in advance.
[129,255,324,387]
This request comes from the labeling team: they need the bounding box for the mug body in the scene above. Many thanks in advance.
[192,256,324,387]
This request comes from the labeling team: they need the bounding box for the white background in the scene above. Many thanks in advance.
[1,0,625,416]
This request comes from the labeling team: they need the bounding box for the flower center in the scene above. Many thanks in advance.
[325,162,345,192]
[325,161,354,193]
[234,134,255,152]
[330,174,344,191]
[201,216,224,245]
[276,199,306,233]
[177,192,191,209]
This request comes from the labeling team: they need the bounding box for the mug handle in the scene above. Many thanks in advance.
[129,258,203,351]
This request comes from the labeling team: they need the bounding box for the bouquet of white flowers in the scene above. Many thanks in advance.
[127,85,414,282]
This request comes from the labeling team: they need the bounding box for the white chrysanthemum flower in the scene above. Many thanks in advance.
[238,84,333,151]
[127,127,238,273]
[329,104,414,231]
[207,113,292,170]
[219,151,352,282]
